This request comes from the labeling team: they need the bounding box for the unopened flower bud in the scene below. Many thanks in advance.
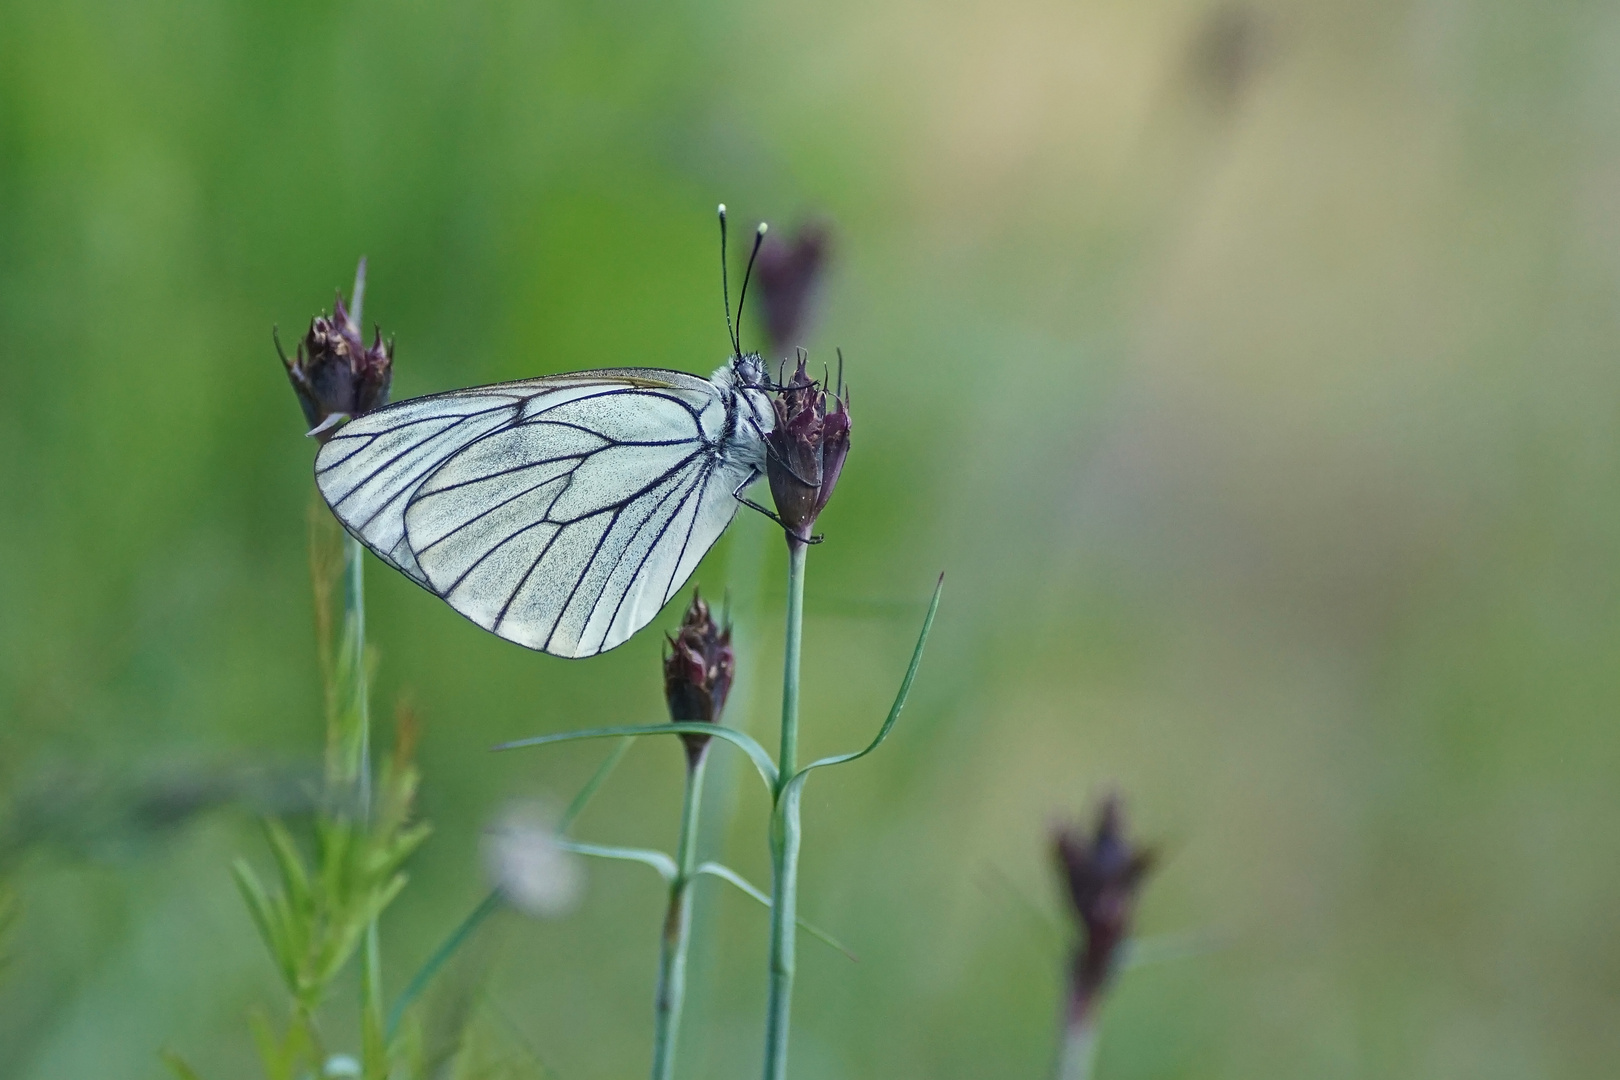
[764,357,851,547]
[663,591,734,766]
[754,221,832,356]
[278,292,394,440]
[483,801,583,918]
[1052,795,1155,1023]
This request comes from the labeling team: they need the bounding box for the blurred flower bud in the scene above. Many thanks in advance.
[664,590,734,766]
[483,801,583,918]
[754,221,832,356]
[278,292,394,441]
[765,357,851,547]
[1052,794,1155,1023]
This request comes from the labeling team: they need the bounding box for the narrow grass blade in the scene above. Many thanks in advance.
[559,839,677,882]
[695,861,858,962]
[785,573,942,795]
[263,820,310,909]
[560,736,635,831]
[232,858,296,990]
[386,888,503,1039]
[387,740,640,1040]
[495,723,778,793]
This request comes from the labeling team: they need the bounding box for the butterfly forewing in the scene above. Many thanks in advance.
[314,368,762,658]
[315,387,541,584]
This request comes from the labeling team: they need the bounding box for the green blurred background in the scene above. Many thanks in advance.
[4,0,1620,1076]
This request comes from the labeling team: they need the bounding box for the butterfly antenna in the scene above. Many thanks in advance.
[836,347,846,399]
[718,205,740,358]
[734,222,768,352]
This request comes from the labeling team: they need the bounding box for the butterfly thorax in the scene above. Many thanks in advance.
[712,353,775,452]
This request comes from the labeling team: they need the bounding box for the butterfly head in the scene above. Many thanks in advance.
[730,351,768,388]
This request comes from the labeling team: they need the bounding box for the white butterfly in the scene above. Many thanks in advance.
[314,354,775,658]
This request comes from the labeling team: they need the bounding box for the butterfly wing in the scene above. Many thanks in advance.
[315,369,758,658]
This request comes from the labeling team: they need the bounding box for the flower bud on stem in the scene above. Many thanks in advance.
[652,592,734,1080]
[663,591,735,767]
[1051,795,1156,1080]
[764,356,850,550]
[278,257,393,441]
[758,349,852,1079]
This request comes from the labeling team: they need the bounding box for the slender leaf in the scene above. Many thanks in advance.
[248,1008,312,1080]
[782,573,942,801]
[264,819,311,910]
[386,888,505,1040]
[694,862,859,962]
[558,840,677,882]
[560,736,635,831]
[496,723,778,793]
[232,859,295,989]
[388,739,634,1041]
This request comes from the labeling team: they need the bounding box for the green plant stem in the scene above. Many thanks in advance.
[1056,1015,1097,1080]
[762,539,807,1080]
[344,532,385,1042]
[562,737,636,831]
[777,542,806,781]
[343,536,371,813]
[650,751,709,1080]
[386,737,635,1037]
[343,258,385,1056]
[385,887,502,1039]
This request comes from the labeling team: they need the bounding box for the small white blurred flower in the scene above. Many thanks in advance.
[322,1054,361,1078]
[483,801,583,918]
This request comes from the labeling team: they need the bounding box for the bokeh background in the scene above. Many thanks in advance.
[4,0,1620,1076]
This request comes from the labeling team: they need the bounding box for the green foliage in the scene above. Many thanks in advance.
[232,744,429,1016]
[226,705,429,1075]
[498,569,946,1075]
[692,862,858,962]
[777,572,942,802]
[497,722,780,792]
[167,509,431,1080]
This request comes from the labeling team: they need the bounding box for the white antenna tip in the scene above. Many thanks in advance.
[757,222,769,236]
[718,203,727,216]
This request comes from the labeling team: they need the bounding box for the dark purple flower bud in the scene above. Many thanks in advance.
[278,292,394,441]
[764,357,851,547]
[1052,795,1155,1024]
[754,221,832,356]
[663,591,735,766]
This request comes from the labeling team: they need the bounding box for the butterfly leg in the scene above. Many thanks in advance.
[731,469,824,544]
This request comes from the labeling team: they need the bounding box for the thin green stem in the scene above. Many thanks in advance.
[386,736,636,1037]
[762,540,807,1080]
[347,255,367,336]
[562,736,635,831]
[1056,1015,1097,1080]
[385,888,503,1039]
[346,529,385,1055]
[343,258,385,1060]
[777,542,806,782]
[343,534,371,814]
[650,752,709,1080]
